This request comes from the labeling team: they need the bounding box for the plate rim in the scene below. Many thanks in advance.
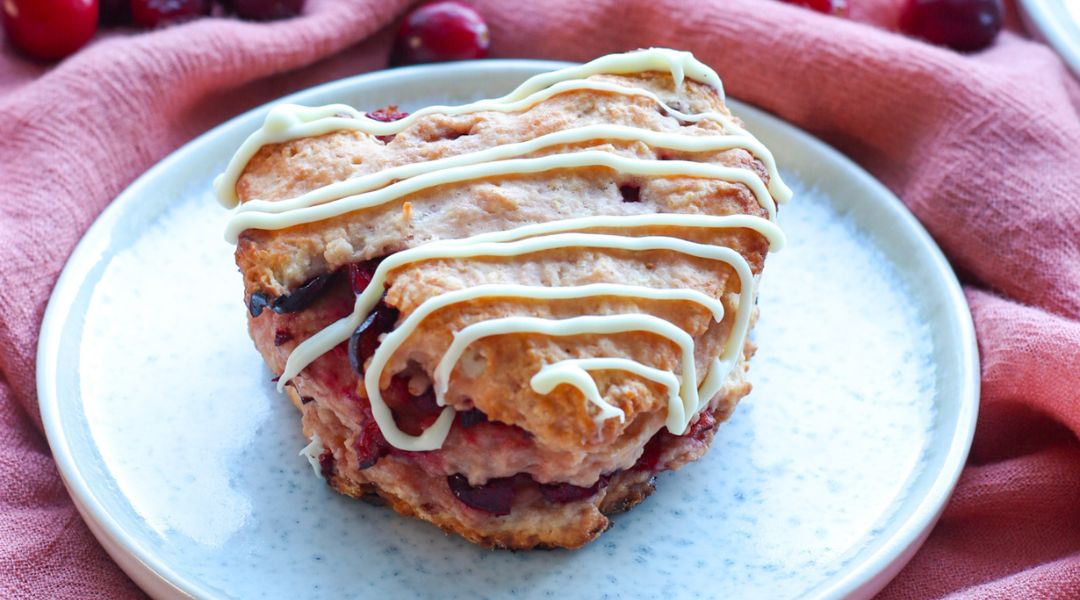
[37,59,980,600]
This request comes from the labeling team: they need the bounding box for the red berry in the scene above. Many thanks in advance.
[618,184,641,203]
[2,0,98,61]
[780,0,847,16]
[318,449,335,478]
[447,474,515,515]
[364,108,410,123]
[270,271,333,313]
[538,475,609,504]
[225,0,304,21]
[130,0,210,29]
[273,328,293,346]
[347,261,376,295]
[392,1,489,66]
[347,302,399,376]
[633,410,716,473]
[456,408,488,428]
[353,403,390,470]
[900,0,1003,52]
[381,376,444,437]
[365,108,409,143]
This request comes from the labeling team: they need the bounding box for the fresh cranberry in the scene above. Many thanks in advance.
[354,404,390,469]
[224,0,303,20]
[130,0,210,28]
[447,474,514,515]
[2,0,98,61]
[900,0,1002,51]
[779,0,847,15]
[538,475,610,504]
[347,302,399,375]
[392,1,489,66]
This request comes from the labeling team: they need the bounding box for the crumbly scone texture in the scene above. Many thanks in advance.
[235,70,774,548]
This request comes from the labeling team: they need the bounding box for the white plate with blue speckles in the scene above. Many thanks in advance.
[38,61,978,600]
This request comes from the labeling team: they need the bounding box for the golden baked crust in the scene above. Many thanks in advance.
[232,66,777,549]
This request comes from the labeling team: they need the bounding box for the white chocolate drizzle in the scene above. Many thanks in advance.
[219,48,790,452]
[224,124,789,242]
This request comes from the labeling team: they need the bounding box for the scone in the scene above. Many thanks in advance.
[216,48,790,549]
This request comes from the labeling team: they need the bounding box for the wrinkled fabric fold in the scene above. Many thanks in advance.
[1,0,1077,597]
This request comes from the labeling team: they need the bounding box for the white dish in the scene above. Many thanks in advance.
[38,61,978,600]
[1019,0,1080,79]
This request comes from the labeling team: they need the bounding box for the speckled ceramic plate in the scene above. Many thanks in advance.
[1019,0,1080,79]
[38,61,978,600]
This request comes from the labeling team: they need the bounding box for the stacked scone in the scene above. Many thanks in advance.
[217,48,789,549]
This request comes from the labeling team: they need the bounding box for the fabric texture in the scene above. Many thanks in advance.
[2,0,1078,597]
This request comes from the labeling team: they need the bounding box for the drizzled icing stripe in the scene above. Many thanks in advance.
[531,358,682,425]
[438,313,697,423]
[215,48,790,210]
[226,151,777,241]
[363,283,726,450]
[278,225,777,454]
[277,214,784,393]
[229,124,788,222]
[302,226,768,452]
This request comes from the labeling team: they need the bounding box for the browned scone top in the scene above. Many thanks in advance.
[231,65,779,548]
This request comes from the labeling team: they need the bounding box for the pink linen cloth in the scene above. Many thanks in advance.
[2,0,1079,596]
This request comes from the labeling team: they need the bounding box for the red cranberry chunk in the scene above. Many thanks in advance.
[365,109,408,143]
[347,302,400,375]
[318,449,335,478]
[381,376,444,436]
[619,184,641,203]
[633,432,665,473]
[271,272,335,313]
[354,413,390,470]
[900,0,1002,52]
[447,474,514,516]
[273,328,293,346]
[392,1,490,66]
[634,410,717,473]
[248,292,270,317]
[348,261,381,295]
[538,475,610,504]
[456,408,488,429]
[364,108,410,122]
